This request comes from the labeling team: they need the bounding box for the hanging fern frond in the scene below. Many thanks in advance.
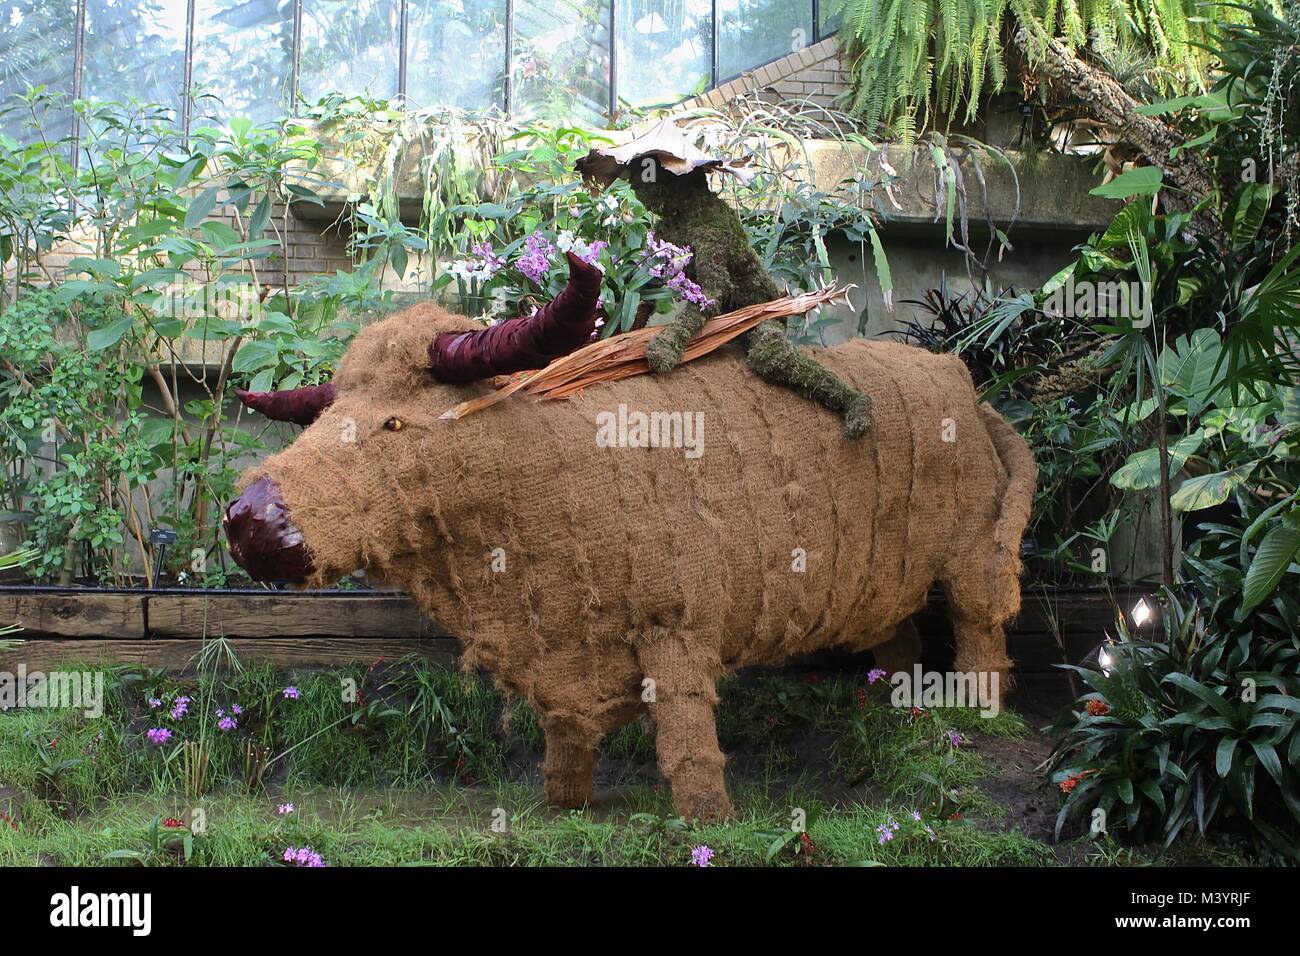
[834,0,1257,138]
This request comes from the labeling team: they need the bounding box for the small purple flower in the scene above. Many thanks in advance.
[147,697,162,709]
[946,730,963,748]
[231,703,242,715]
[146,727,173,746]
[690,845,714,867]
[170,696,191,720]
[282,686,300,700]
[576,238,608,270]
[283,846,326,867]
[866,667,888,684]
[516,233,555,286]
[471,240,506,276]
[910,810,922,822]
[665,271,716,311]
[218,716,237,732]
[277,803,295,815]
[644,233,693,278]
[876,823,895,845]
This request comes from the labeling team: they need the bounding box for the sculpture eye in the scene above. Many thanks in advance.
[383,417,404,432]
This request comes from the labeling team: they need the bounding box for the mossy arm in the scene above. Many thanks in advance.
[632,164,872,437]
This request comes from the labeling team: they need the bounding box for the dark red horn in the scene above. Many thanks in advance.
[427,251,601,383]
[234,381,337,426]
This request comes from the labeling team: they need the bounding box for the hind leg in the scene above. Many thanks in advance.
[636,632,731,822]
[871,619,922,676]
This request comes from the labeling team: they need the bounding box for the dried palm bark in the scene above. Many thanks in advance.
[440,284,854,420]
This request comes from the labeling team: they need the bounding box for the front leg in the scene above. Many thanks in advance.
[645,249,734,374]
[636,633,732,822]
[540,715,600,809]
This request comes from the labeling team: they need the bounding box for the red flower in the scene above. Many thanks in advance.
[806,674,821,684]
[948,813,963,821]
[1086,699,1111,717]
[855,688,868,715]
[0,810,17,831]
[1060,774,1081,794]
[163,818,185,829]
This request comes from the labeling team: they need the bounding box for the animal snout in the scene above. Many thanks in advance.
[223,476,314,582]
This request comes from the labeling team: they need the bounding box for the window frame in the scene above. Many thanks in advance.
[34,0,833,156]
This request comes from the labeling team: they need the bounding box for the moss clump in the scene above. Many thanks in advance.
[631,163,872,438]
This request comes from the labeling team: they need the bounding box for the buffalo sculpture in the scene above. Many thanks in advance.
[225,253,1036,820]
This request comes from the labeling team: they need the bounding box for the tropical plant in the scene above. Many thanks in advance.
[1050,589,1300,860]
[828,0,1252,140]
[0,93,388,585]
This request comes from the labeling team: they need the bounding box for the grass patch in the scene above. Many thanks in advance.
[0,655,1053,865]
[0,784,1052,867]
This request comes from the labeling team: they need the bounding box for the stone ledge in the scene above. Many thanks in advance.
[290,127,1119,238]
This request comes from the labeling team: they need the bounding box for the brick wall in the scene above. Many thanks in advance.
[680,37,851,113]
[278,209,353,288]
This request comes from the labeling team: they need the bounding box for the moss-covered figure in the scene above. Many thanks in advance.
[631,161,872,438]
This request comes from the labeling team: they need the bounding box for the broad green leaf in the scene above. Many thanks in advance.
[1159,328,1223,413]
[200,219,241,249]
[1216,736,1237,778]
[67,256,121,278]
[184,186,220,229]
[1090,167,1163,198]
[86,315,134,350]
[1110,430,1205,491]
[1242,514,1300,611]
[1229,183,1275,250]
[1132,94,1205,115]
[231,340,278,374]
[1170,464,1256,512]
[249,194,272,238]
[285,183,324,206]
[1165,672,1235,720]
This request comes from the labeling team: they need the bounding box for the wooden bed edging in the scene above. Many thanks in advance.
[0,584,1153,673]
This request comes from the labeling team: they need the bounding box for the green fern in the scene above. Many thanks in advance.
[832,0,1255,140]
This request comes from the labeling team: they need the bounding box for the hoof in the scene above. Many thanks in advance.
[675,790,734,824]
[843,393,873,439]
[545,785,594,810]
